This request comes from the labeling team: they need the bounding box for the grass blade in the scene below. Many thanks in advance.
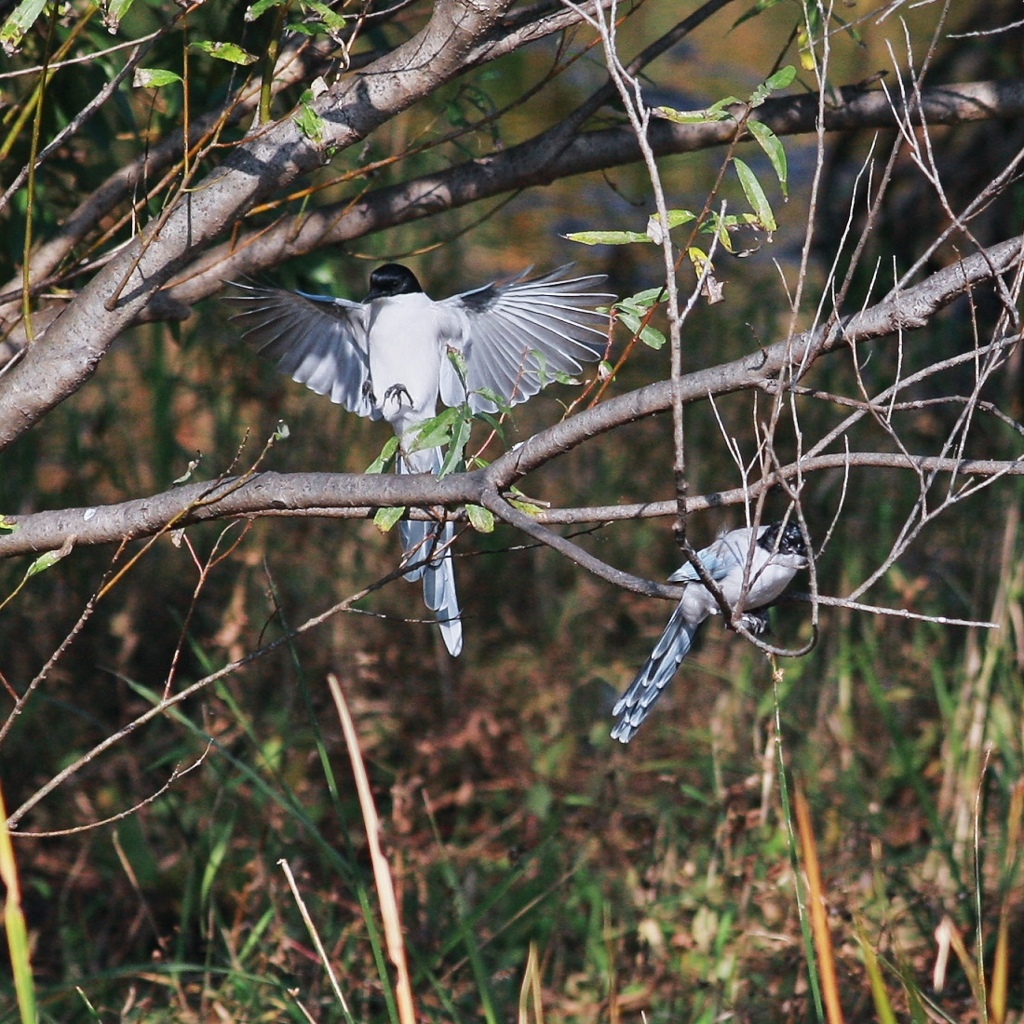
[517,941,544,1024]
[853,918,897,1024]
[328,673,416,1024]
[0,784,37,1024]
[794,785,845,1024]
[279,857,354,1020]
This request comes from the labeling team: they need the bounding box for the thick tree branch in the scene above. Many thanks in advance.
[485,235,1024,479]
[0,469,483,557]
[153,78,1024,310]
[1,233,1020,562]
[529,453,1024,524]
[2,450,1021,566]
[0,0,516,450]
[0,33,348,347]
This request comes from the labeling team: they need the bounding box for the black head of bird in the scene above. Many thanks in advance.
[365,264,423,301]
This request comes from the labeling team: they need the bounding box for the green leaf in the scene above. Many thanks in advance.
[200,809,236,909]
[687,246,711,276]
[617,310,666,350]
[764,65,797,91]
[733,157,776,233]
[305,0,348,35]
[616,310,642,334]
[438,414,472,477]
[25,547,68,579]
[0,516,17,534]
[532,347,555,390]
[706,211,760,238]
[133,67,183,89]
[797,23,817,70]
[466,505,495,533]
[374,506,405,533]
[732,0,788,30]
[747,120,789,196]
[657,106,710,124]
[295,96,325,144]
[651,209,697,232]
[565,230,652,246]
[647,208,698,245]
[172,456,201,485]
[706,95,743,117]
[475,411,505,437]
[245,0,287,20]
[0,0,46,56]
[410,407,460,453]
[707,213,736,254]
[446,346,469,385]
[190,41,258,65]
[103,0,136,33]
[473,387,512,415]
[615,288,668,349]
[640,325,667,349]
[508,497,544,516]
[366,435,400,474]
[749,64,796,107]
[443,100,468,130]
[0,800,37,1024]
[620,286,665,307]
[657,101,738,124]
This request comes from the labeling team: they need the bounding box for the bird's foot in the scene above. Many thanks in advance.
[361,380,377,405]
[383,383,413,407]
[739,609,771,635]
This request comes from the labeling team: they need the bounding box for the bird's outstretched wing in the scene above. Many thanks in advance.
[437,265,613,414]
[227,282,378,419]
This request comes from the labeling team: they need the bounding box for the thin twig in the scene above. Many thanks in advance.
[279,857,353,1015]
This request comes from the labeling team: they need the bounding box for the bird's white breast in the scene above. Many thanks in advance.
[367,293,442,433]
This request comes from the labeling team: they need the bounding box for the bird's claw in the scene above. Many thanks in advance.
[361,380,377,404]
[383,383,413,407]
[739,609,771,635]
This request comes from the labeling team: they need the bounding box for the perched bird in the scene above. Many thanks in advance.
[611,521,808,743]
[229,263,612,656]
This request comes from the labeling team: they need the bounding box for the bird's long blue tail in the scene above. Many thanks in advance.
[611,603,700,743]
[398,446,463,657]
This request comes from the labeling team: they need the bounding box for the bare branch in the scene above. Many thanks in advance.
[11,749,210,838]
[0,0,518,449]
[791,592,999,630]
[2,451,1022,562]
[151,79,1024,313]
[0,232,1020,560]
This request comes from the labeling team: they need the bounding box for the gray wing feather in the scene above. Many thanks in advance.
[438,265,612,414]
[227,282,378,419]
[668,531,754,584]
